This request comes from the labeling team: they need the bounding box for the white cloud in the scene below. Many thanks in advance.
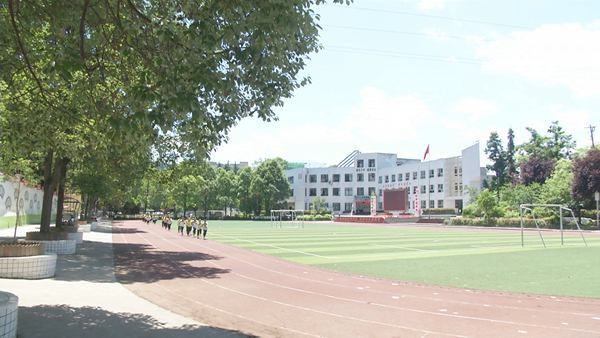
[451,97,497,120]
[477,21,600,97]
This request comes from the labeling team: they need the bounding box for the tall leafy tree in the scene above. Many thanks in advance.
[506,128,517,181]
[539,159,573,205]
[485,132,507,197]
[572,148,600,208]
[250,158,290,215]
[237,167,255,215]
[520,156,556,185]
[0,0,350,231]
[547,121,576,160]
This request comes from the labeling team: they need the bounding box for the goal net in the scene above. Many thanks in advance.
[270,209,305,228]
[519,204,587,247]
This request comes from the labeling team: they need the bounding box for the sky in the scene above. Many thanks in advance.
[210,0,600,167]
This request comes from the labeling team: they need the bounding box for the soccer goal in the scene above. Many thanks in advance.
[519,204,587,247]
[270,209,305,228]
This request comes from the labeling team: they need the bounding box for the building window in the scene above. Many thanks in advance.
[345,173,353,182]
[344,187,353,196]
[321,174,328,183]
[454,183,458,192]
[357,173,364,182]
[378,189,382,196]
[422,200,427,209]
[398,174,402,182]
[298,173,303,180]
[438,184,443,192]
[385,175,389,183]
[420,171,426,179]
[368,159,375,167]
[333,203,341,211]
[454,167,458,176]
[321,188,328,196]
[429,169,434,178]
[413,186,418,194]
[333,188,340,196]
[357,187,365,196]
[430,200,435,208]
[305,188,307,196]
[344,203,353,212]
[309,188,317,196]
[288,176,294,184]
[309,175,317,183]
[368,187,376,196]
[377,176,382,184]
[438,200,444,208]
[290,189,294,196]
[323,203,329,210]
[459,167,463,176]
[420,185,426,194]
[429,185,434,193]
[357,159,364,168]
[459,183,463,191]
[413,172,417,180]
[437,168,443,177]
[368,173,376,182]
[377,202,383,210]
[333,174,340,182]
[391,174,396,182]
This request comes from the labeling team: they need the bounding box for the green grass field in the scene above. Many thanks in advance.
[200,220,600,298]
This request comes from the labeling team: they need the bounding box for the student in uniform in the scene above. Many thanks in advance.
[165,215,172,231]
[177,217,185,235]
[201,219,208,240]
[192,217,199,238]
[185,217,193,236]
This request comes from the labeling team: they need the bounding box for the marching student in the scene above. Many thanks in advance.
[177,216,185,235]
[192,217,199,238]
[185,216,193,236]
[201,219,208,240]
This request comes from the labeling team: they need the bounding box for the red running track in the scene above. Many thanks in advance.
[112,220,600,338]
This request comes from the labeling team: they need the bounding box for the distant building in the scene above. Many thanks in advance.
[285,143,484,214]
[210,161,249,171]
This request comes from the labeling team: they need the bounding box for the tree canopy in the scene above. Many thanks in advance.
[0,0,349,229]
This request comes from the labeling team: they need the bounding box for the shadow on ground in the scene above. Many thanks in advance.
[19,305,255,338]
[92,225,145,234]
[113,242,230,284]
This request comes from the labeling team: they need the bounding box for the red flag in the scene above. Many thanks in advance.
[423,144,430,160]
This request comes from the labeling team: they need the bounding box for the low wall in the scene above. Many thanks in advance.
[0,291,18,338]
[0,254,57,279]
[66,231,84,244]
[40,240,77,255]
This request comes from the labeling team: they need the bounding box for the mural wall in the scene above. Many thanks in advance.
[0,176,57,227]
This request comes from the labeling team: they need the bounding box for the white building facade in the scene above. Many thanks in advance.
[285,143,485,214]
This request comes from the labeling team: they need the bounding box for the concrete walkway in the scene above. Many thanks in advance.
[0,222,244,338]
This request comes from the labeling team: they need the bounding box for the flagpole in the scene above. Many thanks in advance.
[427,156,431,219]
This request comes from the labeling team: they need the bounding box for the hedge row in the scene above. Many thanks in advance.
[421,208,457,215]
[445,217,553,228]
[298,214,333,221]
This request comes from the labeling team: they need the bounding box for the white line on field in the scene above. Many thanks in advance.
[215,234,339,259]
[370,243,432,252]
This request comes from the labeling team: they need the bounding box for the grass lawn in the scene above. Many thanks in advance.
[199,220,600,298]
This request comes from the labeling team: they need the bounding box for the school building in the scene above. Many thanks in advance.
[285,143,485,214]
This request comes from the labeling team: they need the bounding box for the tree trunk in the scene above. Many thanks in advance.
[54,158,69,228]
[40,151,55,233]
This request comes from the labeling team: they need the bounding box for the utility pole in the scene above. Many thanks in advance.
[587,125,596,147]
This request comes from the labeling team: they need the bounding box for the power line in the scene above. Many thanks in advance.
[324,45,481,65]
[337,6,532,30]
[325,24,492,42]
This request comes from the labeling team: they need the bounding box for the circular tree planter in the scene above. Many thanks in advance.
[0,291,18,338]
[25,232,77,254]
[0,241,57,279]
[0,241,43,257]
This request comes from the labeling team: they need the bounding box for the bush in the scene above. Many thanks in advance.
[445,216,553,228]
[421,208,456,215]
[580,209,599,219]
[298,214,332,221]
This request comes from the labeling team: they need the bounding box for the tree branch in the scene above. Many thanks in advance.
[80,0,91,63]
[127,0,151,23]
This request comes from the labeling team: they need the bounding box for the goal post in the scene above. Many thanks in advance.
[270,209,305,228]
[519,204,587,247]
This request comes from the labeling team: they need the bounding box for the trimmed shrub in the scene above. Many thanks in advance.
[421,208,456,215]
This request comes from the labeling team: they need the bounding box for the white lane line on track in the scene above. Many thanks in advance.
[157,221,600,316]
[129,227,464,338]
[115,231,321,338]
[214,234,339,259]
[197,236,600,318]
[136,224,600,337]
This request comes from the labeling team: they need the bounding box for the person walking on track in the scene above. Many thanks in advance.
[201,219,208,240]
